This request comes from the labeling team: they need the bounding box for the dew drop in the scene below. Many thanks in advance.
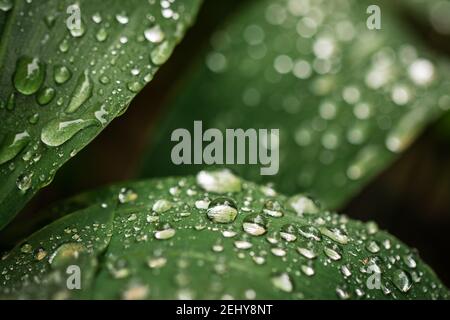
[263,200,284,217]
[288,194,320,215]
[0,131,30,165]
[242,213,267,236]
[96,28,108,42]
[391,269,412,293]
[150,40,175,65]
[366,240,381,253]
[118,188,138,203]
[320,227,349,245]
[16,173,33,191]
[54,65,72,84]
[301,264,315,276]
[147,257,167,269]
[49,243,85,266]
[41,118,96,147]
[271,273,293,293]
[0,0,13,12]
[20,243,32,254]
[280,224,297,242]
[154,223,176,240]
[207,197,238,224]
[323,244,342,261]
[65,70,93,113]
[34,248,47,261]
[196,169,241,193]
[13,56,45,95]
[152,199,173,213]
[144,25,165,43]
[36,86,55,105]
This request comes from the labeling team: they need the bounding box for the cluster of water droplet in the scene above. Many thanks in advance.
[2,170,447,299]
[0,0,197,199]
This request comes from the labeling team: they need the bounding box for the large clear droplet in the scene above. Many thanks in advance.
[13,56,46,95]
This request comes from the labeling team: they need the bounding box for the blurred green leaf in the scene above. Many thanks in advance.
[1,170,448,299]
[0,0,202,230]
[139,0,450,209]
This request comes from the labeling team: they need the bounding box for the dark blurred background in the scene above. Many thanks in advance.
[1,0,449,286]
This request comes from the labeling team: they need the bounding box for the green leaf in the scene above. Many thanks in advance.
[1,170,448,299]
[0,200,116,299]
[138,0,450,209]
[0,0,202,230]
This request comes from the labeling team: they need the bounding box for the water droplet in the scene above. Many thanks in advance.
[196,169,241,193]
[6,92,15,110]
[147,257,167,269]
[122,284,149,300]
[96,28,108,42]
[150,40,175,65]
[320,227,349,245]
[69,19,85,37]
[49,243,85,266]
[242,213,267,236]
[127,81,143,93]
[154,223,176,240]
[41,118,96,147]
[385,106,428,153]
[263,200,284,217]
[280,224,297,242]
[152,199,173,213]
[340,264,352,277]
[298,225,321,241]
[408,59,434,86]
[234,240,252,249]
[403,254,417,269]
[54,65,72,84]
[222,230,237,238]
[0,0,13,12]
[391,269,412,293]
[20,243,32,254]
[115,13,129,24]
[144,25,165,43]
[323,244,342,261]
[34,248,47,261]
[36,86,55,105]
[271,247,287,257]
[271,273,293,292]
[13,56,45,95]
[118,188,138,203]
[288,194,320,215]
[207,197,238,224]
[0,131,30,165]
[336,286,350,299]
[297,242,318,259]
[301,264,315,276]
[366,240,381,253]
[65,70,93,113]
[16,173,33,191]
[59,38,70,53]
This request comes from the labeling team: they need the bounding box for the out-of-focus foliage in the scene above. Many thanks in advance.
[139,0,450,209]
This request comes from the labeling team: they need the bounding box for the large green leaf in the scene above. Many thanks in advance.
[138,0,450,209]
[0,0,202,230]
[1,170,448,299]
